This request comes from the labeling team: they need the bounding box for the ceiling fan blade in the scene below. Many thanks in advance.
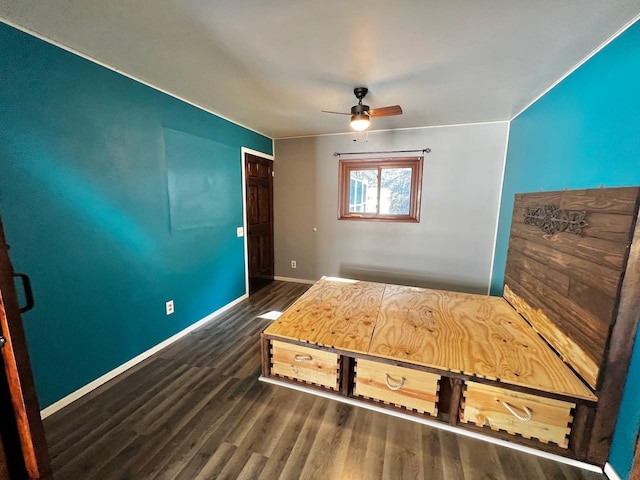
[321,110,351,115]
[369,105,403,117]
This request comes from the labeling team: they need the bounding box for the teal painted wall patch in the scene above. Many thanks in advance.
[164,128,240,231]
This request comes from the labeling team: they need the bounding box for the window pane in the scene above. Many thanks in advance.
[349,170,378,213]
[380,168,412,215]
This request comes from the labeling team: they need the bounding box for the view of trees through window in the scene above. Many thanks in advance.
[349,168,412,214]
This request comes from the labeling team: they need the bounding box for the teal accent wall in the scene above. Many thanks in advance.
[491,20,640,478]
[0,22,272,408]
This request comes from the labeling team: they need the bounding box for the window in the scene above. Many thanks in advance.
[338,156,423,222]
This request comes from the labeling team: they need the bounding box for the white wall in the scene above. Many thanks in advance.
[274,122,509,294]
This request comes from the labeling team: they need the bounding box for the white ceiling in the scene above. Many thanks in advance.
[1,1,639,138]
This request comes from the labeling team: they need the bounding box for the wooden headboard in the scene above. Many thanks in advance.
[503,187,640,390]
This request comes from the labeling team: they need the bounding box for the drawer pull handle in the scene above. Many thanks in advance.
[385,373,405,391]
[502,402,533,422]
[294,354,313,362]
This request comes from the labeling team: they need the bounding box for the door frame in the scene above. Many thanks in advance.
[240,147,274,296]
[0,217,52,479]
[631,433,640,480]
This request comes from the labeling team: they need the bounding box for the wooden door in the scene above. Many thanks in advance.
[245,153,274,294]
[0,217,51,479]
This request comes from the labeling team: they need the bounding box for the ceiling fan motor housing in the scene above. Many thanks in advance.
[351,103,370,115]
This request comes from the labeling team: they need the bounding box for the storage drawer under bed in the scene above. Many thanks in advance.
[460,382,575,448]
[353,358,440,416]
[270,340,340,390]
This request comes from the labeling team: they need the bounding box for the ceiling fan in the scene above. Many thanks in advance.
[322,87,403,131]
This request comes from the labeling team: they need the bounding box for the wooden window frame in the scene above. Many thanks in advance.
[338,156,423,222]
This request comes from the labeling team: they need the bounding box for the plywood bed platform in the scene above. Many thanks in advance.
[265,278,594,401]
[260,186,640,467]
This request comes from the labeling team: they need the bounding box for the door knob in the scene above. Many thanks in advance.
[0,336,5,349]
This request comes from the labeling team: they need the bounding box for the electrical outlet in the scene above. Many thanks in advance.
[291,260,297,269]
[236,226,244,237]
[166,300,174,315]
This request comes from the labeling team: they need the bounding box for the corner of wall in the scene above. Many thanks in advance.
[487,120,511,296]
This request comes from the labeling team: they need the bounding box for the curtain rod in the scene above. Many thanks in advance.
[333,148,431,157]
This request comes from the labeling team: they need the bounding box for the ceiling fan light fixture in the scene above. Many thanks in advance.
[350,112,371,131]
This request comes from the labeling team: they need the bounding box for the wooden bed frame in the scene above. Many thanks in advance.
[260,186,640,467]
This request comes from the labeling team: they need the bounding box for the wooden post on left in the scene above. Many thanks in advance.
[260,334,271,378]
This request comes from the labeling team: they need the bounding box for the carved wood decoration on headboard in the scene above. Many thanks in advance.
[523,204,588,235]
[503,187,640,389]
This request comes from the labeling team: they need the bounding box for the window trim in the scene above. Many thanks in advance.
[337,156,423,222]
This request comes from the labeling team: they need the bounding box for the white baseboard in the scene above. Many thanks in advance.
[40,293,248,419]
[604,462,622,480]
[274,276,316,285]
[259,376,604,475]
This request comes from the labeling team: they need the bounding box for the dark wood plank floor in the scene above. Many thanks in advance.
[44,281,605,480]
